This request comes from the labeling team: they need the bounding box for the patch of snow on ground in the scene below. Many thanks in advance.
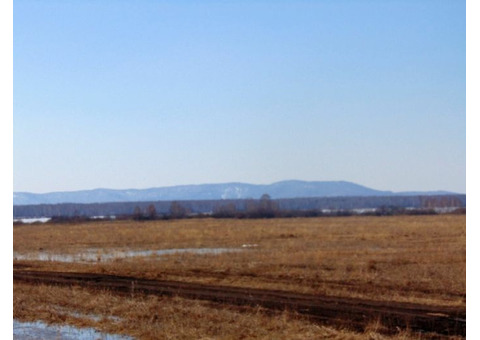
[13,217,51,224]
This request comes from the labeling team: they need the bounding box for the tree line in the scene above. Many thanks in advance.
[13,194,466,220]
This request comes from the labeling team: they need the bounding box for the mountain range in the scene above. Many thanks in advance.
[13,180,457,206]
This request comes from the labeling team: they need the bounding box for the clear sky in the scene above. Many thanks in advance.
[13,0,466,194]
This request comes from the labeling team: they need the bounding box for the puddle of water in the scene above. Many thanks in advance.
[13,320,133,340]
[13,248,242,263]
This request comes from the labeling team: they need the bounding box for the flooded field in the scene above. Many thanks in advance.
[13,320,133,340]
[13,247,243,263]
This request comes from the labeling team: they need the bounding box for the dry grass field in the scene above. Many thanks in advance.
[15,282,434,340]
[13,215,466,339]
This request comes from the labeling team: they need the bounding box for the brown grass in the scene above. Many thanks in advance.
[14,283,456,340]
[13,215,465,338]
[14,215,466,307]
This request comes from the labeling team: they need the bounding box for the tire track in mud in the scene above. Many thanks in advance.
[13,269,465,336]
[179,268,466,299]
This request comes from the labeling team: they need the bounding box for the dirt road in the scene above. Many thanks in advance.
[13,269,465,336]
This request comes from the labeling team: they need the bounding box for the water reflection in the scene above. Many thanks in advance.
[13,320,133,340]
[13,248,242,263]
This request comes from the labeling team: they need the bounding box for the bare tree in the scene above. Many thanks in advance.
[146,204,157,220]
[169,201,187,219]
[258,194,278,218]
[213,202,237,218]
[133,206,143,220]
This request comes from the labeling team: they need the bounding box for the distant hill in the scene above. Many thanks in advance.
[13,180,459,206]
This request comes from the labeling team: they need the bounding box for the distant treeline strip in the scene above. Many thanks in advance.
[13,194,466,219]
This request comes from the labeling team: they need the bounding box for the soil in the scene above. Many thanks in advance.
[13,267,465,337]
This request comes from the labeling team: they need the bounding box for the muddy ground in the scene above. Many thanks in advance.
[14,267,465,337]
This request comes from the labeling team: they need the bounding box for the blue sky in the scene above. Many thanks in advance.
[13,0,466,193]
